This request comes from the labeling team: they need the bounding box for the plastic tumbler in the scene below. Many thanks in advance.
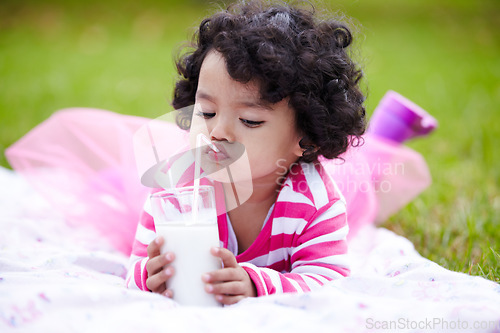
[150,185,221,307]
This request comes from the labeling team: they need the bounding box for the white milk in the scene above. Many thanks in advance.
[155,219,221,307]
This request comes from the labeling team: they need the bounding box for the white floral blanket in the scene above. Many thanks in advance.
[1,166,499,333]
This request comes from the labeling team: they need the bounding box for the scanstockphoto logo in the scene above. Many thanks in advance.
[132,105,254,214]
[332,158,405,195]
[275,158,405,195]
[365,317,500,331]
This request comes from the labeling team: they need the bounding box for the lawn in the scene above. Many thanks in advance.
[1,0,499,281]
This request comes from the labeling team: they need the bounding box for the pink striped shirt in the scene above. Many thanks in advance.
[125,161,350,296]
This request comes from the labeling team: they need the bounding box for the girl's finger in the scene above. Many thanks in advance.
[146,252,175,276]
[146,266,174,292]
[203,267,242,284]
[205,280,243,296]
[162,289,174,298]
[211,247,238,268]
[214,294,245,306]
[147,236,164,258]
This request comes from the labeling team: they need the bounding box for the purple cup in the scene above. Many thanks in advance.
[368,90,438,143]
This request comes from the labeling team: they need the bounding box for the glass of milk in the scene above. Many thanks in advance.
[150,185,221,307]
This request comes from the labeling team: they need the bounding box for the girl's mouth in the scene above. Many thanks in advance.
[203,141,230,163]
[206,149,228,162]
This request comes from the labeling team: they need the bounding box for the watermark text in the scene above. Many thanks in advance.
[365,317,500,331]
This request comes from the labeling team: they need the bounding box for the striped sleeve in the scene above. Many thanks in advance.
[240,199,350,296]
[125,200,156,291]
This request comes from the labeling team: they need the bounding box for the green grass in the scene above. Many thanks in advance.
[1,0,499,282]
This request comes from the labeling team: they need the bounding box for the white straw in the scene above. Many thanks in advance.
[192,133,220,225]
[167,163,175,189]
[190,133,204,225]
[201,135,220,153]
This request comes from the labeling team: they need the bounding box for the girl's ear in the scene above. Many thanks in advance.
[298,137,319,159]
[292,137,304,158]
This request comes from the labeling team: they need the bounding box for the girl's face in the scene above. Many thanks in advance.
[190,50,303,188]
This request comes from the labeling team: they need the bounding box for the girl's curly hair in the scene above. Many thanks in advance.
[173,0,366,162]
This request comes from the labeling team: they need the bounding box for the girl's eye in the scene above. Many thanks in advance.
[196,111,215,119]
[240,118,264,128]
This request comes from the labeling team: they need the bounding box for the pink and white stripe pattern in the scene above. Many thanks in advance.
[126,161,350,296]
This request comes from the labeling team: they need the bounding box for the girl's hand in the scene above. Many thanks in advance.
[202,247,257,305]
[145,236,175,298]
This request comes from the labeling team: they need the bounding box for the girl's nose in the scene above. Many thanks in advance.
[209,116,235,143]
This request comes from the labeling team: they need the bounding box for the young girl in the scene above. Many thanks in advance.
[125,0,366,304]
[5,0,435,306]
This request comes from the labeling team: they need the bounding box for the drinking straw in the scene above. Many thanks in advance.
[191,134,221,225]
[203,136,241,206]
[166,160,175,189]
[191,134,204,225]
[147,124,177,224]
[200,135,220,154]
[201,134,241,206]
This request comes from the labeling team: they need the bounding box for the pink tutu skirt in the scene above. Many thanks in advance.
[6,108,432,255]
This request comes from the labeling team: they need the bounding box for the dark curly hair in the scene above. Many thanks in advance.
[173,0,366,162]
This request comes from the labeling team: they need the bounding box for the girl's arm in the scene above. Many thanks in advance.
[125,209,156,290]
[241,201,350,296]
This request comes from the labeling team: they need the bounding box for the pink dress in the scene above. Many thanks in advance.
[127,161,350,295]
[5,92,435,255]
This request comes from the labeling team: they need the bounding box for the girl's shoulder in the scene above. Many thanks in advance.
[279,161,344,211]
